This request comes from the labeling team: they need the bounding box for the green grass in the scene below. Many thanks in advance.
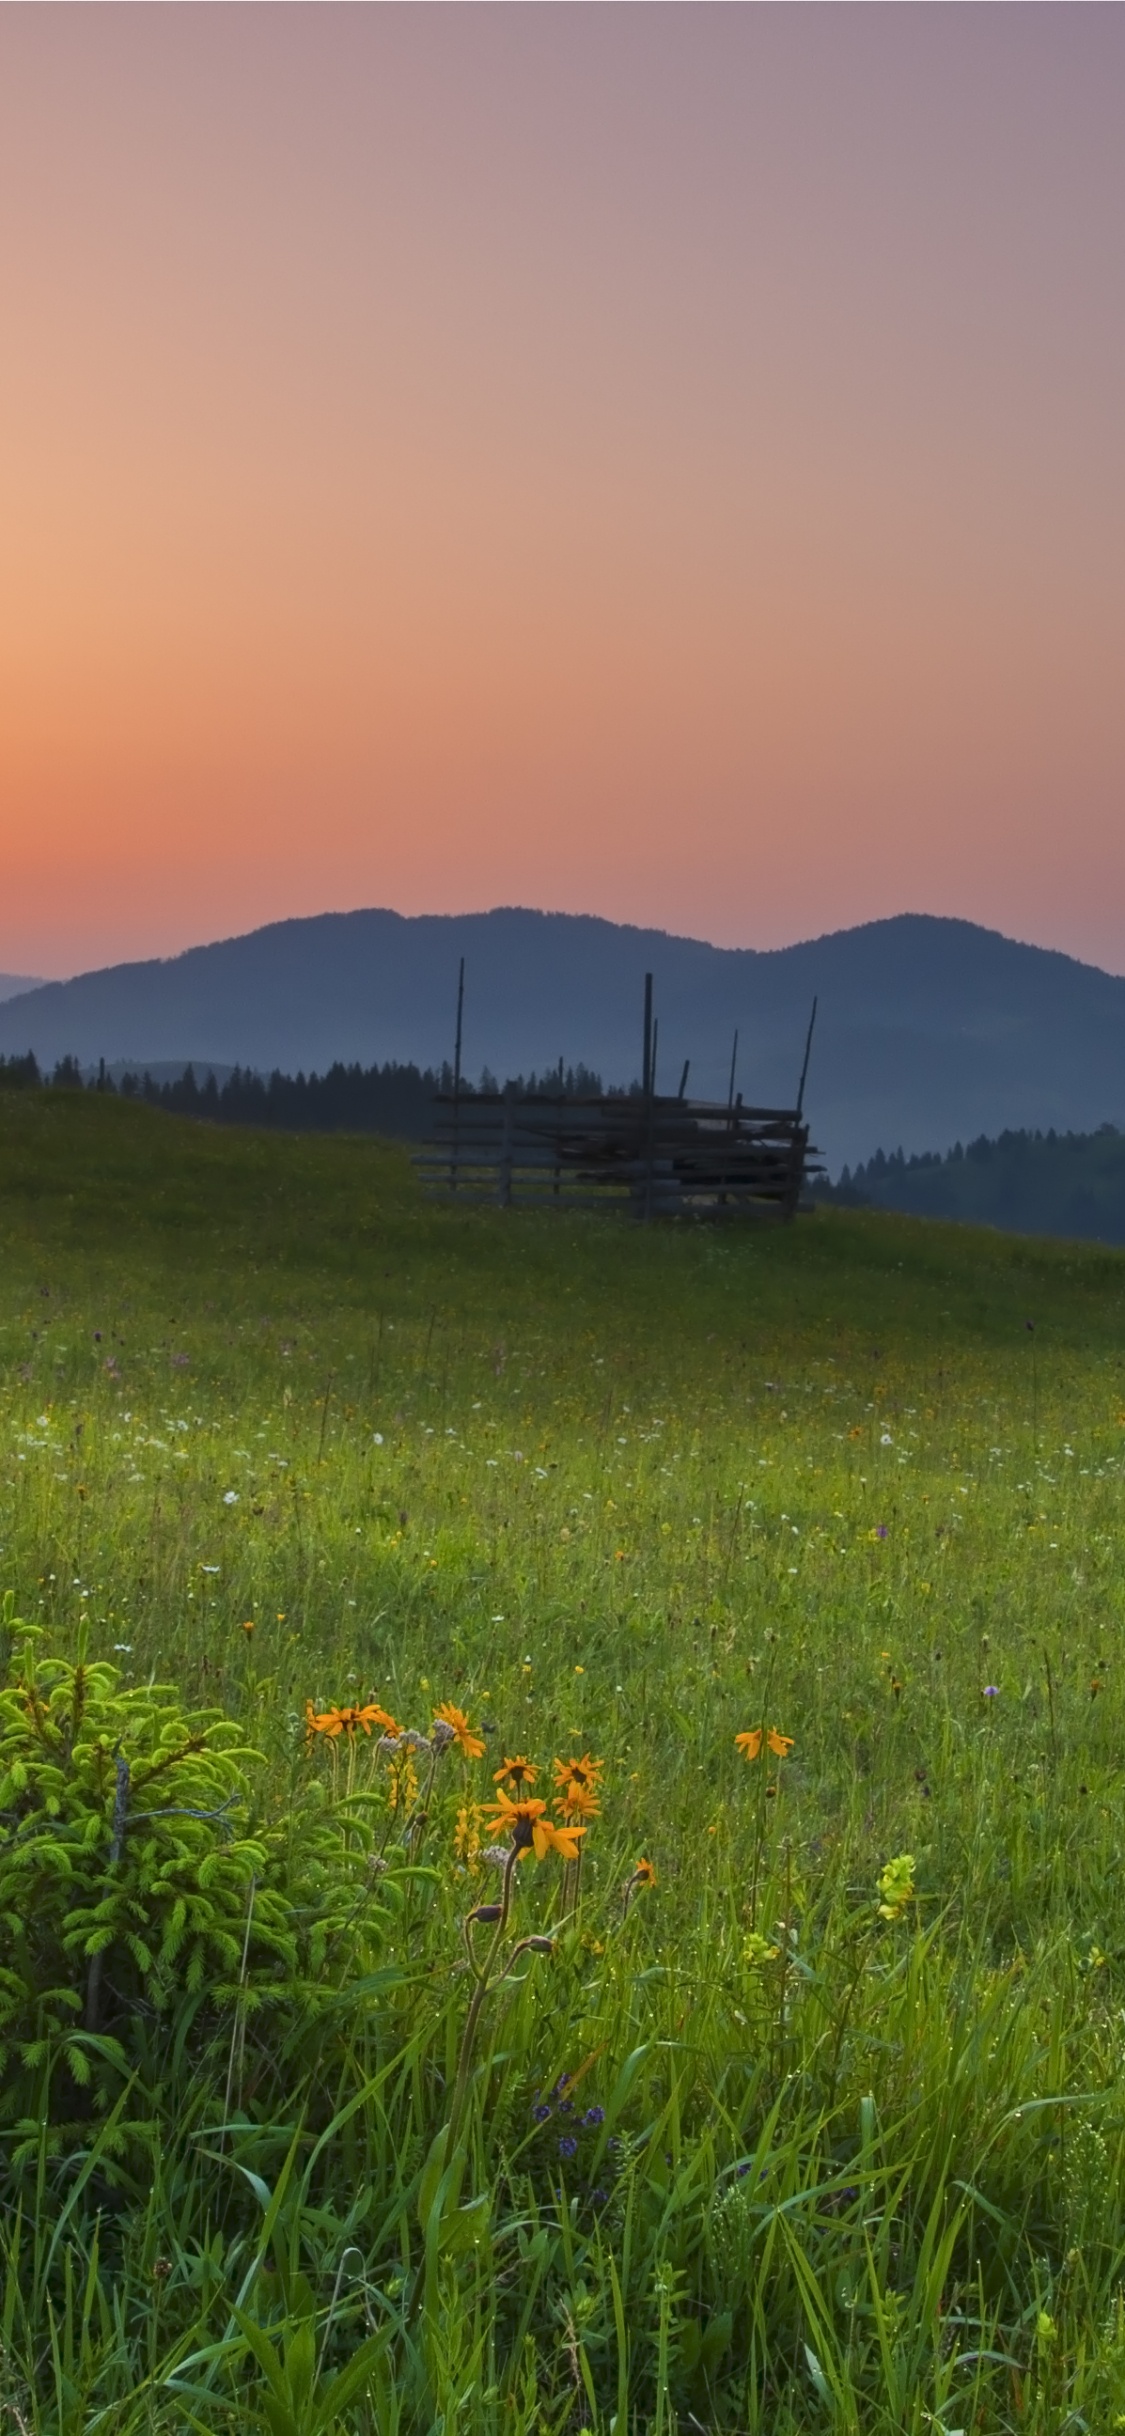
[5,1088,1125,2431]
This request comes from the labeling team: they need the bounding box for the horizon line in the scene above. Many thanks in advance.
[11,902,1125,993]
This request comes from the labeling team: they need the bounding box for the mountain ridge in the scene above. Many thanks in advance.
[2,906,1124,1171]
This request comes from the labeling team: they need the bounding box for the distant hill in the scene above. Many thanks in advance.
[819,1125,1125,1247]
[2,907,1125,1170]
[0,974,44,1005]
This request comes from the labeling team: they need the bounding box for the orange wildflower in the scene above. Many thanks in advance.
[433,1701,486,1759]
[307,1705,348,1739]
[552,1752,604,1794]
[494,1753,537,1792]
[736,1726,794,1762]
[632,1856,656,1889]
[306,1701,398,1740]
[555,1777,601,1823]
[485,1788,585,1863]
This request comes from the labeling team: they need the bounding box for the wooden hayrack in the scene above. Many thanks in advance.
[415,1090,818,1220]
[413,964,820,1220]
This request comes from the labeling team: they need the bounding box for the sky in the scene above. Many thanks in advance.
[1,6,1124,981]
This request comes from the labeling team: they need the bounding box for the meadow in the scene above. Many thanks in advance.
[4,1089,1125,2433]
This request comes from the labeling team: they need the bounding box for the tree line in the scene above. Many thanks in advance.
[814,1122,1125,1244]
[0,1051,609,1140]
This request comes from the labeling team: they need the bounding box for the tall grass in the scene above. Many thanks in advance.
[3,1090,1125,2429]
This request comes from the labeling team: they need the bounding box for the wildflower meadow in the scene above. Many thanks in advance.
[3,1087,1125,2432]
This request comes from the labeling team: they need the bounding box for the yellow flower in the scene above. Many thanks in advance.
[388,1753,419,1814]
[494,1753,537,1792]
[453,1802,484,1864]
[742,1929,780,1965]
[876,1853,916,1920]
[767,1729,794,1758]
[433,1701,486,1759]
[632,1856,656,1889]
[735,1728,763,1762]
[485,1789,585,1863]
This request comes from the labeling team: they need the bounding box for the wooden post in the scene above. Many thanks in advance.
[678,1058,690,1101]
[450,956,465,1196]
[796,996,817,1118]
[788,994,815,1220]
[499,1086,514,1208]
[453,957,465,1098]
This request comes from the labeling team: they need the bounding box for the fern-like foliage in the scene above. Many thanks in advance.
[0,1623,403,2125]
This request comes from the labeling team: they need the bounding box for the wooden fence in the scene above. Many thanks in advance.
[414,1090,820,1220]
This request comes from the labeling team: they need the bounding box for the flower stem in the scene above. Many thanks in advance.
[444,1840,519,2159]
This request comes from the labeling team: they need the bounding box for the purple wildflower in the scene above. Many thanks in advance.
[983,1684,1000,1698]
[559,2135,578,2159]
[584,2106,605,2128]
[875,1524,888,1540]
[532,2102,552,2123]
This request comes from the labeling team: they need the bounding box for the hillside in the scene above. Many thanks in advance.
[5,1088,1125,2427]
[3,907,1125,1169]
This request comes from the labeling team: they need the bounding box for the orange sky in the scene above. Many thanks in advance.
[2,7,1124,977]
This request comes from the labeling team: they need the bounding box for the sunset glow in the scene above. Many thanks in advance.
[2,8,1124,976]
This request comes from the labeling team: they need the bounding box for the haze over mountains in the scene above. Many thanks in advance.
[2,908,1125,1174]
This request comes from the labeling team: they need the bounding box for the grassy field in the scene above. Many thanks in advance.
[4,1088,1125,2433]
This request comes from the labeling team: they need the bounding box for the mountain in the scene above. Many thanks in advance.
[1,907,1125,1172]
[0,974,44,1005]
